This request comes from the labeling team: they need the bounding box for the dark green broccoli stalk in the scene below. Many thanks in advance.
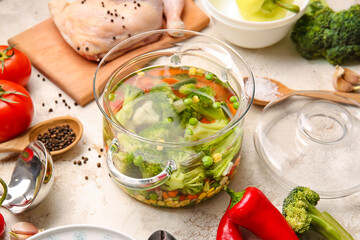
[282,186,354,240]
[165,166,205,195]
[291,1,360,64]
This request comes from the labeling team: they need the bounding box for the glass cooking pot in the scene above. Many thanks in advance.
[94,29,254,207]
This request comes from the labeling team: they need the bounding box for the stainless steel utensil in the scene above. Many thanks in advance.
[148,230,177,240]
[0,140,54,214]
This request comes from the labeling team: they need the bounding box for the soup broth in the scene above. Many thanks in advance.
[103,65,244,207]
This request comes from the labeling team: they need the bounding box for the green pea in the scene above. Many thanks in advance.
[205,73,214,80]
[134,155,144,167]
[186,128,193,135]
[184,98,193,106]
[233,101,239,110]
[189,118,198,126]
[109,93,116,101]
[202,156,213,168]
[230,96,237,103]
[212,102,221,109]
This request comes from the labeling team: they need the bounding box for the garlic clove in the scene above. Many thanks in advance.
[334,65,345,78]
[9,232,34,240]
[333,65,354,92]
[333,76,354,92]
[11,222,39,235]
[343,67,360,84]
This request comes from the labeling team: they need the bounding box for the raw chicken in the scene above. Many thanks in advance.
[48,0,185,61]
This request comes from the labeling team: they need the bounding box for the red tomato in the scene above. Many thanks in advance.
[0,45,32,87]
[0,80,34,142]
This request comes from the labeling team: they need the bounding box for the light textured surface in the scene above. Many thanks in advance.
[0,0,359,240]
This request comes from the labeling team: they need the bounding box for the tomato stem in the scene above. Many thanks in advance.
[0,84,28,103]
[0,45,15,74]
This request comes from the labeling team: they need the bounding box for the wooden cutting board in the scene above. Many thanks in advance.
[8,0,210,106]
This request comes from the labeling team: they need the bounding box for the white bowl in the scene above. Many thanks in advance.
[201,0,310,48]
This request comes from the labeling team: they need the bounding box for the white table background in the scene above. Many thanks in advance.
[0,0,359,239]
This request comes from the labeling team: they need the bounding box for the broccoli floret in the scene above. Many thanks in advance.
[188,86,216,107]
[149,82,177,100]
[114,84,144,129]
[148,91,179,122]
[179,83,196,95]
[130,147,167,178]
[119,83,144,106]
[291,1,360,64]
[179,107,202,128]
[138,120,181,141]
[165,166,205,195]
[282,186,354,240]
[139,161,163,178]
[184,118,229,142]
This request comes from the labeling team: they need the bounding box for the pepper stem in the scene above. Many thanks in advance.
[0,178,8,207]
[275,0,300,13]
[224,186,245,209]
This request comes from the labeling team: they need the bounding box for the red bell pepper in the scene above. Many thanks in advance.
[0,178,8,237]
[217,211,243,240]
[224,186,298,240]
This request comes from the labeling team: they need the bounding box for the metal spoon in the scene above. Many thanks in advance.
[0,115,83,156]
[0,140,54,214]
[248,77,360,106]
[148,230,177,240]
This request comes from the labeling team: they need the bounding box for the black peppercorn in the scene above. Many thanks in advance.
[37,125,76,152]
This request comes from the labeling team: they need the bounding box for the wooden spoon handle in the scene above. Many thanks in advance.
[331,91,360,104]
[287,91,360,106]
[0,132,30,154]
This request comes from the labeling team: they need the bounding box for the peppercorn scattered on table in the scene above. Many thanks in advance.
[0,0,359,239]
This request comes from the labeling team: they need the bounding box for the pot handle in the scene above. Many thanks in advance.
[107,138,177,190]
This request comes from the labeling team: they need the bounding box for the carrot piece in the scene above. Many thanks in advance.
[200,118,216,124]
[168,190,179,198]
[226,102,237,116]
[162,192,169,199]
[179,195,187,201]
[162,78,179,85]
[187,194,198,200]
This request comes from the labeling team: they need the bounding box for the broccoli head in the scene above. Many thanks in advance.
[184,118,229,142]
[282,186,354,240]
[148,91,179,122]
[188,86,216,107]
[118,83,144,106]
[291,1,360,64]
[165,166,205,195]
[179,107,202,128]
[138,120,181,141]
[179,83,197,95]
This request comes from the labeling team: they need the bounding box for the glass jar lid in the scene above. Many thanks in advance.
[254,92,360,198]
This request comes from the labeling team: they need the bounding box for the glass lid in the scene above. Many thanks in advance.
[254,91,360,198]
